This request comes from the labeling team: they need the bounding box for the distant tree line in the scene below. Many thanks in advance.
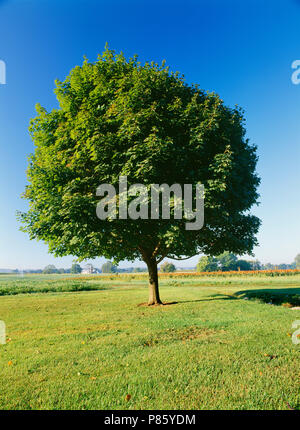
[10,253,300,274]
[41,261,148,274]
[101,261,148,273]
[42,265,70,274]
[197,252,299,272]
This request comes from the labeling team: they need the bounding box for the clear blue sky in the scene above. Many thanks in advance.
[0,0,299,270]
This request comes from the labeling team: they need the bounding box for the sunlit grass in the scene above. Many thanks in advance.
[0,274,299,410]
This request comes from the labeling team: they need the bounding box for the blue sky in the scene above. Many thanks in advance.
[0,0,299,269]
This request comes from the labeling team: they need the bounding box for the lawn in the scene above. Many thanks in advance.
[0,273,299,410]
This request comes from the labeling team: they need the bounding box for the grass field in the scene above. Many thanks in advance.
[0,273,299,410]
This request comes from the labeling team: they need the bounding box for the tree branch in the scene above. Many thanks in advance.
[152,241,161,258]
[164,254,199,261]
[156,253,169,264]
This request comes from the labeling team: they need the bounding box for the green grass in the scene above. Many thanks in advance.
[0,274,299,410]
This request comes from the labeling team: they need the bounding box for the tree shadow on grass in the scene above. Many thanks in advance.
[233,288,300,307]
[137,295,235,307]
[173,294,238,305]
[139,290,300,307]
[138,301,179,307]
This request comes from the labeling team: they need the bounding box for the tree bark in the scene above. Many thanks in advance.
[145,257,162,305]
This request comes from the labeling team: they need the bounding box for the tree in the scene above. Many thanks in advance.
[196,256,218,272]
[295,254,300,269]
[197,254,253,272]
[102,261,117,273]
[217,252,238,271]
[43,264,58,274]
[248,260,261,271]
[70,263,82,274]
[235,259,251,271]
[263,263,274,270]
[133,267,147,273]
[18,47,260,305]
[160,261,176,272]
[58,268,65,274]
[278,263,289,270]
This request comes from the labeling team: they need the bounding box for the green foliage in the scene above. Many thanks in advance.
[248,260,262,270]
[295,254,300,269]
[196,256,218,272]
[197,253,252,272]
[19,47,260,267]
[160,261,176,272]
[101,261,117,273]
[235,259,251,271]
[217,252,238,271]
[42,264,58,274]
[197,252,240,272]
[71,263,82,274]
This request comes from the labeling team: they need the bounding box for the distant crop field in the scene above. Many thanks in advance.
[0,273,299,409]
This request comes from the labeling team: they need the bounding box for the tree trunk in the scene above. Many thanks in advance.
[145,258,162,305]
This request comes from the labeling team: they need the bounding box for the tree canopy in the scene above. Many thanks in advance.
[197,252,252,272]
[196,256,218,272]
[217,252,238,271]
[19,47,260,304]
[101,261,117,273]
[71,263,82,274]
[42,264,58,274]
[160,261,176,273]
